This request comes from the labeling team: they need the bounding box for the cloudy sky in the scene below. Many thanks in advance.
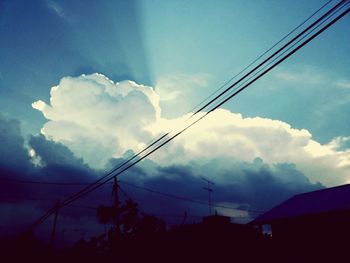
[0,0,349,241]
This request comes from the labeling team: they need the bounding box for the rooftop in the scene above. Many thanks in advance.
[252,184,350,224]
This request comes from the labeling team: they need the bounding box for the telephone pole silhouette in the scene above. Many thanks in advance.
[112,176,121,232]
[49,200,60,248]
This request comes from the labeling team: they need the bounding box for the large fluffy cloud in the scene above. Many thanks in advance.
[32,73,350,186]
[151,110,350,186]
[1,69,339,240]
[0,113,325,238]
[32,73,159,168]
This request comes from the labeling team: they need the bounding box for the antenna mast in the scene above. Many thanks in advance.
[201,177,215,216]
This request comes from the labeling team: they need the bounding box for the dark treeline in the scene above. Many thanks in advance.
[1,196,347,263]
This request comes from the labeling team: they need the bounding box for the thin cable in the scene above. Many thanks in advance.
[52,0,340,206]
[0,179,263,214]
[118,180,264,214]
[0,177,94,186]
[92,0,345,179]
[29,2,350,228]
[57,0,345,205]
[187,0,334,114]
[208,4,350,115]
[218,0,349,107]
[60,4,350,210]
[0,195,56,202]
[61,133,169,203]
[28,206,57,230]
[190,0,347,117]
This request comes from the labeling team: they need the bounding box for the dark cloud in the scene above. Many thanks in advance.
[216,160,324,211]
[0,115,104,240]
[113,157,324,225]
[29,135,86,168]
[0,115,324,242]
[0,115,31,172]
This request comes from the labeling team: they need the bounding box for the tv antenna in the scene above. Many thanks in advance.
[201,177,215,216]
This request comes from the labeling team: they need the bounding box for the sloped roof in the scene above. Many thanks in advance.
[252,184,350,224]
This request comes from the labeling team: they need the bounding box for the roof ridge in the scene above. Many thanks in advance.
[251,184,350,224]
[294,184,350,198]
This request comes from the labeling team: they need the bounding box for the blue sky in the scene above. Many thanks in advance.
[0,0,349,142]
[140,0,350,143]
[0,0,350,238]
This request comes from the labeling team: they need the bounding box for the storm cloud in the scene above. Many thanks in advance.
[32,73,350,186]
[0,113,324,239]
[0,72,347,239]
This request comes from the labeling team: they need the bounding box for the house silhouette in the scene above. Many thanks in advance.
[164,213,263,262]
[251,184,350,261]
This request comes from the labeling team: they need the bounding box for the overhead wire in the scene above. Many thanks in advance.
[0,177,94,186]
[48,0,338,208]
[58,0,350,210]
[206,2,350,115]
[57,0,350,212]
[0,177,263,214]
[103,0,347,180]
[118,180,264,214]
[28,0,350,229]
[189,0,347,117]
[186,0,333,114]
[217,0,350,108]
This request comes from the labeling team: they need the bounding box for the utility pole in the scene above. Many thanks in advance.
[201,177,215,216]
[49,200,60,248]
[112,176,120,232]
[181,211,188,225]
[112,176,120,208]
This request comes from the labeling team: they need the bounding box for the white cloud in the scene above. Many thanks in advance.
[32,73,160,168]
[46,0,71,22]
[155,73,211,117]
[33,73,350,186]
[273,66,327,85]
[214,202,250,219]
[335,80,350,89]
[147,109,350,186]
[47,0,64,16]
[28,148,43,167]
[327,136,350,152]
[274,67,350,92]
[156,73,210,101]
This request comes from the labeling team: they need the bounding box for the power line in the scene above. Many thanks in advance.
[55,0,350,213]
[0,195,56,202]
[119,180,264,214]
[126,0,344,176]
[45,0,341,210]
[0,177,264,214]
[57,1,349,210]
[28,1,350,229]
[0,177,265,214]
[0,177,95,186]
[190,0,348,117]
[216,0,349,108]
[60,0,345,208]
[207,2,350,114]
[60,1,347,206]
[56,133,170,206]
[187,0,333,114]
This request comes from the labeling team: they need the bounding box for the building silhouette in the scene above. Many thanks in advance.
[251,184,350,261]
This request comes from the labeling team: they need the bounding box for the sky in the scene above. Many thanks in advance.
[0,0,349,242]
